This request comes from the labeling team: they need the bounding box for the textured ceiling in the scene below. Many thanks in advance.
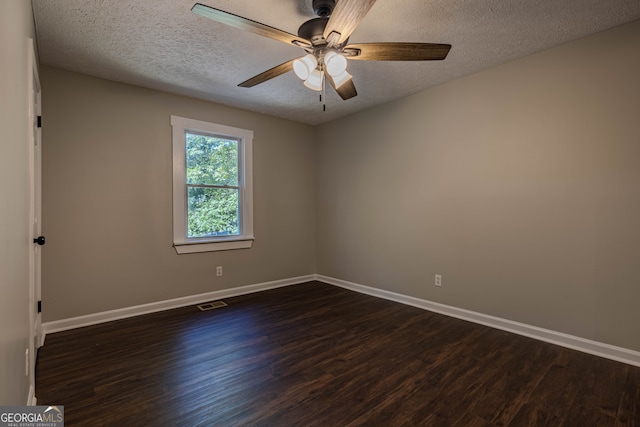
[32,0,640,125]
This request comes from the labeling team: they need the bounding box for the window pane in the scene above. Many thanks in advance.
[187,187,239,238]
[186,132,238,186]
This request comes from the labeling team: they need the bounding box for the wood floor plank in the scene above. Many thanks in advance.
[36,281,640,426]
[615,365,640,426]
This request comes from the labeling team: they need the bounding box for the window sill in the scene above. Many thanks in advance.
[174,239,253,254]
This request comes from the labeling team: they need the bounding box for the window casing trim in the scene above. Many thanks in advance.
[171,115,253,253]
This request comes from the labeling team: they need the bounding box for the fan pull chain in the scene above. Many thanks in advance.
[322,71,326,111]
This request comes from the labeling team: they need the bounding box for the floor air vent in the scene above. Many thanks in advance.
[197,301,228,311]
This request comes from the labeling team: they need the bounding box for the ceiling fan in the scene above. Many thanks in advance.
[192,0,451,101]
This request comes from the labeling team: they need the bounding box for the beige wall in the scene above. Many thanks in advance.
[39,19,640,354]
[41,67,317,321]
[317,20,640,351]
[0,0,36,405]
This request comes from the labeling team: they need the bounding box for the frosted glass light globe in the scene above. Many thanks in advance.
[331,70,352,88]
[324,51,347,77]
[293,54,317,80]
[304,69,324,91]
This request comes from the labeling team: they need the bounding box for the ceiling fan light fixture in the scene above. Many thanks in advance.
[191,2,451,103]
[293,54,318,81]
[331,70,352,88]
[304,69,324,91]
[324,51,348,77]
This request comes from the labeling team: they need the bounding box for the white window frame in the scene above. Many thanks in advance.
[171,115,254,254]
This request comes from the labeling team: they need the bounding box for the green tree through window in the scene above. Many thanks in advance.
[185,132,240,238]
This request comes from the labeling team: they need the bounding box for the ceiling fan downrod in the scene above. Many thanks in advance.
[312,0,335,17]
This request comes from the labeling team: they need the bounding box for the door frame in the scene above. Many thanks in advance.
[27,37,42,405]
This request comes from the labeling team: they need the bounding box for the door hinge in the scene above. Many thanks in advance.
[37,116,42,128]
[37,301,42,314]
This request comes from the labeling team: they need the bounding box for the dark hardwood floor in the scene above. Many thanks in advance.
[36,281,640,426]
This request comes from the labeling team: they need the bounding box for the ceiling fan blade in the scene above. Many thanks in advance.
[192,3,312,49]
[344,43,451,61]
[323,0,377,47]
[238,59,295,88]
[326,74,358,100]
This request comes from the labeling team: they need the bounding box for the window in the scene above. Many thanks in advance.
[171,116,253,253]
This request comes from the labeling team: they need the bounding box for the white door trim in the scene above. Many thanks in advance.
[27,37,42,405]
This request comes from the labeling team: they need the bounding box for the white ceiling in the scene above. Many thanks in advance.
[32,0,640,126]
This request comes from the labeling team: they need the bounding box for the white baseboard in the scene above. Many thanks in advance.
[42,275,315,335]
[317,275,640,368]
[41,273,640,368]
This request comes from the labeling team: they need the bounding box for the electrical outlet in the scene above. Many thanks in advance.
[216,266,223,277]
[435,274,442,287]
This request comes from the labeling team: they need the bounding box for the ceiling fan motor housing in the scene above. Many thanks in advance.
[312,0,335,17]
[298,17,329,44]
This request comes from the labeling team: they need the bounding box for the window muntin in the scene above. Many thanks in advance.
[171,116,253,253]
